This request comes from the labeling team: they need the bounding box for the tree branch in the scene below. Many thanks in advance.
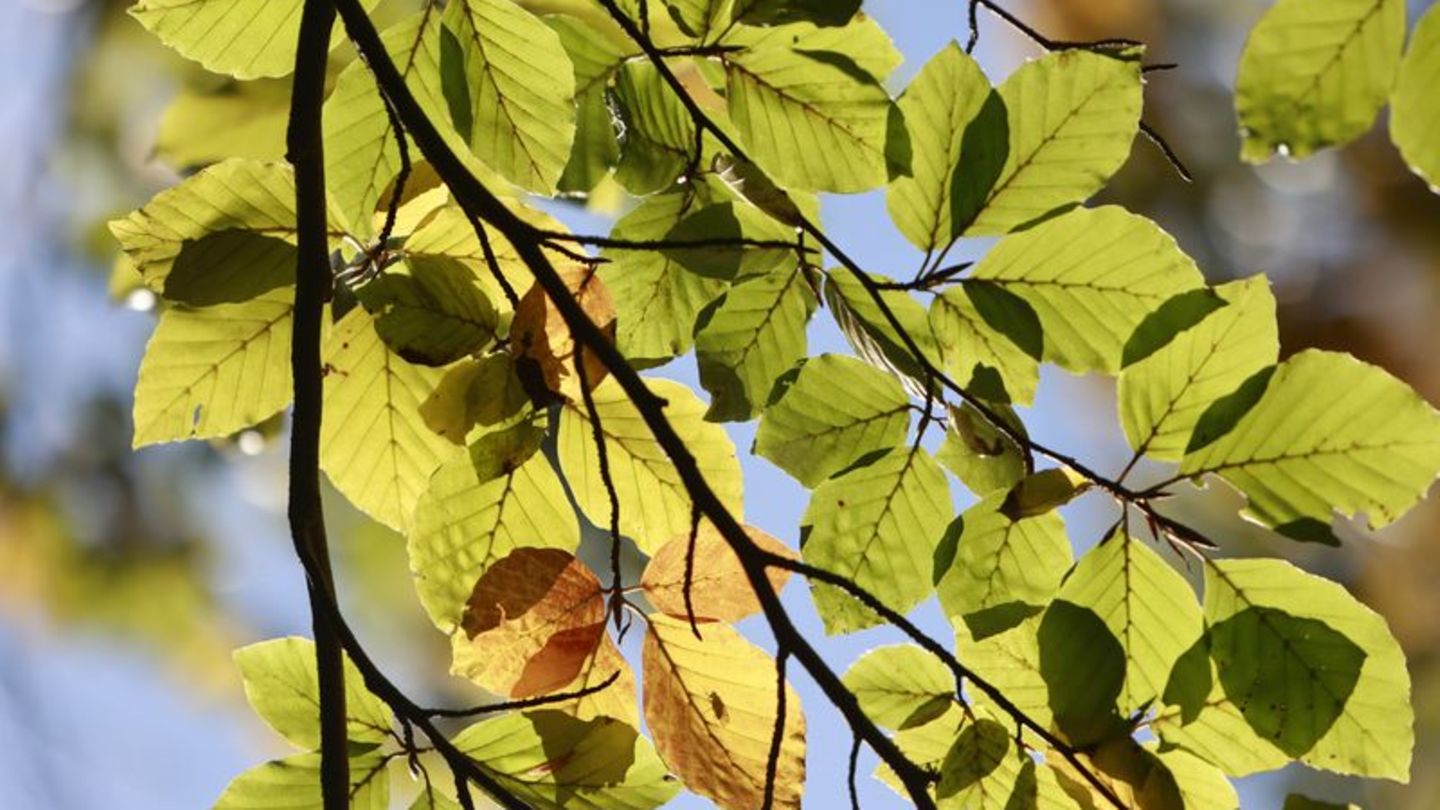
[285,2,348,807]
[331,1,939,804]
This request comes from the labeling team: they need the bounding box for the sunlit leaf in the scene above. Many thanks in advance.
[1390,4,1440,190]
[694,267,816,421]
[320,308,464,532]
[550,15,629,193]
[156,80,288,168]
[934,403,1027,497]
[968,206,1204,373]
[643,614,805,809]
[613,61,697,194]
[967,51,1142,235]
[1236,0,1406,162]
[547,634,640,726]
[442,0,577,193]
[1179,350,1440,536]
[512,264,617,402]
[754,354,913,487]
[451,548,606,698]
[824,266,941,394]
[357,257,497,367]
[233,636,392,749]
[930,282,1041,405]
[132,287,293,447]
[843,644,954,731]
[558,377,744,553]
[453,711,680,809]
[803,445,951,634]
[213,750,390,809]
[641,523,794,622]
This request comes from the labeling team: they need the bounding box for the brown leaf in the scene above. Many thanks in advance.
[548,634,639,726]
[512,263,616,402]
[641,523,796,623]
[643,615,805,809]
[451,548,606,698]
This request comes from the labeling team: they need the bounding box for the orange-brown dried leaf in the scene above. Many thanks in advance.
[641,523,796,623]
[548,634,639,726]
[451,548,605,698]
[643,615,805,810]
[512,263,616,402]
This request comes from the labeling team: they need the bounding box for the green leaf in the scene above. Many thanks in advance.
[968,206,1205,373]
[666,0,735,41]
[321,308,464,532]
[156,80,289,168]
[598,192,727,367]
[998,468,1090,521]
[451,711,680,809]
[443,0,577,193]
[887,42,1005,253]
[1389,4,1440,190]
[613,61,697,194]
[843,644,955,731]
[409,419,578,631]
[323,8,449,237]
[936,491,1070,640]
[1236,0,1406,162]
[109,160,313,298]
[936,715,1032,809]
[824,267,940,394]
[754,354,912,488]
[930,281,1042,405]
[1058,531,1204,716]
[934,403,1027,498]
[660,200,797,281]
[214,751,390,809]
[130,0,376,80]
[232,636,392,749]
[874,703,964,798]
[733,0,860,27]
[163,230,296,307]
[1155,747,1240,810]
[1179,349,1440,535]
[723,20,899,192]
[1162,558,1413,780]
[132,288,293,448]
[356,257,498,367]
[695,267,817,421]
[1119,277,1278,461]
[550,15,629,194]
[954,613,1052,730]
[967,51,1142,235]
[1036,600,1128,747]
[802,445,951,634]
[557,377,744,553]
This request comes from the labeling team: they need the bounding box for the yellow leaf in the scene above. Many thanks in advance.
[641,523,795,623]
[451,548,606,698]
[643,615,805,809]
[548,634,639,726]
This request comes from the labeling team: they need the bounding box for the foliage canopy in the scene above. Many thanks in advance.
[114,0,1440,807]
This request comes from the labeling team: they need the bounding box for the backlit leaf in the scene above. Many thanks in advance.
[694,267,816,421]
[754,354,913,488]
[1236,0,1406,162]
[320,308,463,532]
[613,61,697,194]
[214,751,390,809]
[641,523,794,622]
[842,644,955,731]
[512,264,617,402]
[558,377,744,553]
[802,445,951,634]
[233,636,392,749]
[930,281,1042,405]
[451,548,606,698]
[967,51,1142,235]
[643,614,805,809]
[357,257,497,367]
[1390,5,1440,189]
[132,287,293,447]
[968,206,1205,373]
[934,403,1027,497]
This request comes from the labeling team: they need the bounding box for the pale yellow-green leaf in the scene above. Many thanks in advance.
[213,751,390,809]
[1236,0,1406,162]
[233,636,392,749]
[132,288,293,447]
[156,80,288,168]
[557,377,743,553]
[695,267,816,421]
[842,644,955,731]
[640,523,794,623]
[1390,4,1440,189]
[321,308,463,532]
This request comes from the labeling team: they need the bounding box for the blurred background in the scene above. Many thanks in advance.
[2,0,1437,807]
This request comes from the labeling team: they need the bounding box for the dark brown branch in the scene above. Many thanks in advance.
[285,2,348,807]
[848,734,863,810]
[574,344,626,628]
[761,649,790,810]
[375,89,412,247]
[423,671,621,719]
[332,1,938,804]
[683,505,704,640]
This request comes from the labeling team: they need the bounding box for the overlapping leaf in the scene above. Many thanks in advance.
[641,523,794,622]
[643,614,805,809]
[754,354,912,487]
[320,308,463,532]
[1180,349,1440,536]
[558,377,744,553]
[213,751,390,809]
[967,51,1142,235]
[802,445,951,634]
[1236,0,1406,162]
[695,267,816,421]
[967,206,1205,373]
[233,637,392,749]
[357,256,498,367]
[843,644,954,731]
[512,264,618,401]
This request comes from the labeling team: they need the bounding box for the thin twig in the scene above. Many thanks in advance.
[575,342,626,629]
[423,671,621,719]
[761,649,790,810]
[683,505,704,640]
[375,89,411,248]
